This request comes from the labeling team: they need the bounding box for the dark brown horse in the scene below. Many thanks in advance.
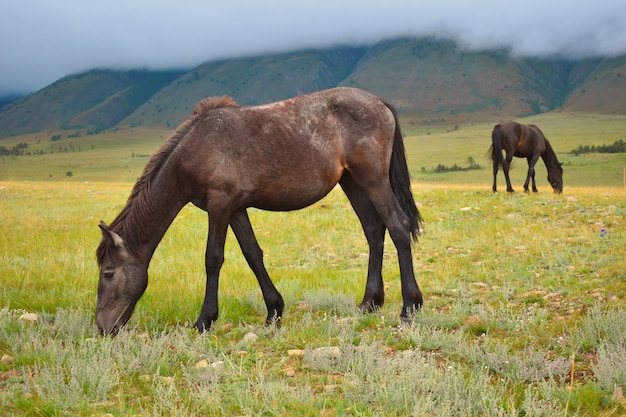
[490,121,563,193]
[96,87,423,334]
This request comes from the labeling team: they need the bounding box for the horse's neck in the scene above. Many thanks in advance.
[112,173,187,263]
[541,141,560,169]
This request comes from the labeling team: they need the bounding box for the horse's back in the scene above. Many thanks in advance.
[495,121,521,138]
[494,121,546,157]
[175,88,397,211]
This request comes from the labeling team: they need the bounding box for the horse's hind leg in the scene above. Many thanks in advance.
[348,176,422,321]
[492,161,499,193]
[340,175,386,312]
[230,210,284,325]
[374,187,422,321]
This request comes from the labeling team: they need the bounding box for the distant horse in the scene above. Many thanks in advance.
[490,121,563,193]
[96,87,423,334]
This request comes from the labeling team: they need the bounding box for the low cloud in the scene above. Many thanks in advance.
[1,0,625,94]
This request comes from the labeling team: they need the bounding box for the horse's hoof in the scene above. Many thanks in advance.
[193,319,214,333]
[399,316,413,326]
[265,315,282,328]
[358,300,383,314]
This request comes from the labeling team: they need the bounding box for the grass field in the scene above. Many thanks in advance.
[1,113,625,415]
[1,181,625,416]
[2,112,626,187]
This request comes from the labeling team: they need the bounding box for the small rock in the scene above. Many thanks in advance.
[567,196,578,203]
[295,303,309,311]
[195,359,209,368]
[1,354,14,364]
[543,292,562,300]
[304,346,342,368]
[314,346,340,356]
[242,332,258,343]
[310,346,341,362]
[336,317,354,326]
[284,367,296,377]
[287,349,306,356]
[19,313,38,323]
[398,350,417,359]
[460,206,472,211]
[211,360,224,370]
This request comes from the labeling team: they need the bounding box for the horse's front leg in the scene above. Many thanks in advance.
[195,209,231,332]
[504,153,515,192]
[230,210,284,325]
[525,155,540,193]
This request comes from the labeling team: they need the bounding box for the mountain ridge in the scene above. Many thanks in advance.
[1,37,625,138]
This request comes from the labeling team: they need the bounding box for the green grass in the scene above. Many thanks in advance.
[1,181,625,416]
[1,112,625,415]
[2,111,626,187]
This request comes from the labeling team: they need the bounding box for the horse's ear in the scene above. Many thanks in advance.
[99,221,126,252]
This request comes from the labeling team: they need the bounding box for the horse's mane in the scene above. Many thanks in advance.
[97,96,238,264]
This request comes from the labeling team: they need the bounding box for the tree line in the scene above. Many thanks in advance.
[570,139,626,155]
[0,143,28,156]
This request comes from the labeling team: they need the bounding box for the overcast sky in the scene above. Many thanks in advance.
[1,0,625,95]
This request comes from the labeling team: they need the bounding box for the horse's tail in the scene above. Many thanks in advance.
[385,102,422,242]
[490,124,507,170]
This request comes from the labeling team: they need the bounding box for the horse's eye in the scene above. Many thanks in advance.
[103,272,114,280]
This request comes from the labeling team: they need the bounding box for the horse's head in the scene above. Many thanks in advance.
[96,222,148,335]
[548,163,563,194]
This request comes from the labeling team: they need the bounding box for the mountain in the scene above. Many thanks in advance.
[0,94,21,110]
[340,38,567,124]
[121,46,367,129]
[1,37,625,138]
[560,57,626,113]
[0,69,184,137]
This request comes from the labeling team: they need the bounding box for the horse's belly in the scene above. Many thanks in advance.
[248,181,338,212]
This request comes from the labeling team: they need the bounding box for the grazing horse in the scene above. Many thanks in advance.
[96,87,423,334]
[490,121,563,193]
